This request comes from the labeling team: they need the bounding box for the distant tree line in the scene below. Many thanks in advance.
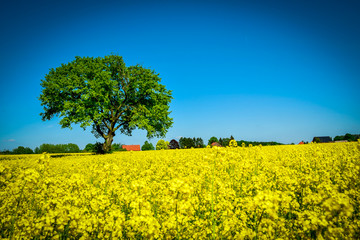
[84,143,127,154]
[334,133,360,142]
[0,143,81,155]
[145,138,206,151]
[139,133,359,152]
[0,146,34,155]
[149,136,282,151]
[179,137,205,149]
[207,136,282,147]
[34,143,80,153]
[0,135,291,155]
[0,142,132,155]
[220,137,234,146]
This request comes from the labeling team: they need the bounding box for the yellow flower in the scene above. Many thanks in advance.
[0,142,358,239]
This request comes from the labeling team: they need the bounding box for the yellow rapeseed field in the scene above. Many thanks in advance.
[1,142,359,239]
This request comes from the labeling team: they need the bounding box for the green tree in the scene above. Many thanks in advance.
[37,143,80,153]
[39,55,173,152]
[141,141,155,151]
[334,133,360,142]
[179,137,195,149]
[194,137,205,148]
[63,143,80,153]
[156,139,169,150]
[222,138,230,147]
[169,139,180,149]
[208,136,218,146]
[94,142,105,154]
[34,147,41,154]
[12,146,34,154]
[111,143,123,151]
[334,135,343,141]
[343,133,360,141]
[84,143,95,152]
[38,144,57,153]
[0,150,11,155]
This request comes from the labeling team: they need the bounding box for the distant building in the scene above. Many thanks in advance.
[211,142,222,147]
[312,136,332,143]
[122,145,141,151]
[298,141,305,145]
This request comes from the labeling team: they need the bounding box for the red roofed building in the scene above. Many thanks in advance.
[122,145,141,151]
[211,142,222,147]
[298,141,305,145]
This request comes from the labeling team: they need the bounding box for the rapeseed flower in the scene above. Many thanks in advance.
[0,143,359,239]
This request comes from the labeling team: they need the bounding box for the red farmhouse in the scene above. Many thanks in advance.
[122,145,141,151]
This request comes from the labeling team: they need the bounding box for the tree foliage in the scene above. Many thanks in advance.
[141,141,155,151]
[39,55,173,152]
[194,138,205,148]
[156,140,169,150]
[12,146,34,154]
[84,143,95,152]
[179,137,205,149]
[34,147,40,154]
[334,133,360,142]
[219,137,230,147]
[169,139,180,149]
[94,142,105,154]
[36,143,80,153]
[179,137,195,149]
[111,143,124,151]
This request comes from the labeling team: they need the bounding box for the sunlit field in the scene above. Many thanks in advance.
[1,142,359,239]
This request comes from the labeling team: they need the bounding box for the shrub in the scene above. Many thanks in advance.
[94,142,105,154]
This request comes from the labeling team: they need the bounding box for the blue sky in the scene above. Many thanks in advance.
[1,0,359,150]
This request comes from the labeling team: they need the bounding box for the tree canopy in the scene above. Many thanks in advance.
[141,141,155,151]
[156,140,169,150]
[39,55,173,151]
[334,133,360,142]
[169,139,180,149]
[12,146,34,154]
[179,137,205,149]
[35,143,80,154]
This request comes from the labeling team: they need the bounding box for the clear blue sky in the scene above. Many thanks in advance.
[1,0,359,150]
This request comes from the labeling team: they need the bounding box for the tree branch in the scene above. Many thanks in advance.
[92,118,106,139]
[116,78,129,112]
[114,121,126,132]
[102,119,111,131]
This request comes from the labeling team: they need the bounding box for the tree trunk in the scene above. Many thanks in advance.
[103,133,114,152]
